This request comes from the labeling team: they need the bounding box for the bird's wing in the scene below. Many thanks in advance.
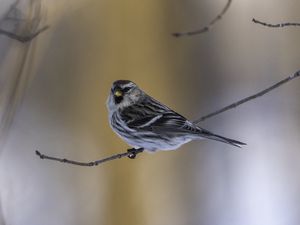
[120,99,201,134]
[146,114,202,134]
[119,97,246,147]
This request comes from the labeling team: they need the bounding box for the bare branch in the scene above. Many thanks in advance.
[252,18,300,28]
[0,0,49,43]
[0,25,49,43]
[193,70,300,124]
[173,0,232,37]
[35,70,300,166]
[35,148,144,166]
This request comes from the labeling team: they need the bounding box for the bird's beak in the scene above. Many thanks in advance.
[114,90,123,97]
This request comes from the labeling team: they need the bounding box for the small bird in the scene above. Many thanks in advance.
[107,80,246,153]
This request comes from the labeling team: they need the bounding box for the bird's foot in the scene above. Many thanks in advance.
[127,148,144,159]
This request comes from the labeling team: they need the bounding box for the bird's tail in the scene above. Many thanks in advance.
[200,129,246,148]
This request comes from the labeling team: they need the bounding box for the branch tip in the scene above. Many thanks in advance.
[173,0,232,37]
[252,18,300,28]
[172,33,181,38]
[35,150,43,159]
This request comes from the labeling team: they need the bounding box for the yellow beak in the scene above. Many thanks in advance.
[114,90,123,97]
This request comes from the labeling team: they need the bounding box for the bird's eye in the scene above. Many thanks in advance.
[114,90,123,97]
[123,87,131,93]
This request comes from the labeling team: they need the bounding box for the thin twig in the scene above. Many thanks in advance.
[252,18,300,28]
[35,148,144,166]
[173,0,232,37]
[0,25,49,43]
[36,70,300,166]
[193,70,300,124]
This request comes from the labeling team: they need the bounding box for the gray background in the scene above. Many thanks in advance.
[0,0,299,224]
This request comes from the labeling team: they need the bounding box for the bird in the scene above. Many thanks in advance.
[107,80,246,154]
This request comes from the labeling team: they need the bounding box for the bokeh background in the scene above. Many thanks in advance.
[0,0,299,225]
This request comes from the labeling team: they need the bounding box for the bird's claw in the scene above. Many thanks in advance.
[127,148,137,159]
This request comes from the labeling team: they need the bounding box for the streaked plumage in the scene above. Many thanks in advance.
[107,80,246,152]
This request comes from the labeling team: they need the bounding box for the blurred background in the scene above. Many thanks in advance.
[0,0,299,224]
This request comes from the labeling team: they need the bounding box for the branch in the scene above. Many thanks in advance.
[193,70,300,124]
[0,25,49,43]
[35,148,144,166]
[252,18,300,28]
[0,0,49,43]
[173,0,232,37]
[35,70,300,166]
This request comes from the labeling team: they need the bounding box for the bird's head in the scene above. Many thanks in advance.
[107,80,144,112]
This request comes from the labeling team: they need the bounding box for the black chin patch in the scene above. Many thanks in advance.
[114,95,123,104]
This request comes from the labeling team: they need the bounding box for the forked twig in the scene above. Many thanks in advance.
[173,0,232,37]
[35,148,144,166]
[252,18,300,28]
[36,70,300,166]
